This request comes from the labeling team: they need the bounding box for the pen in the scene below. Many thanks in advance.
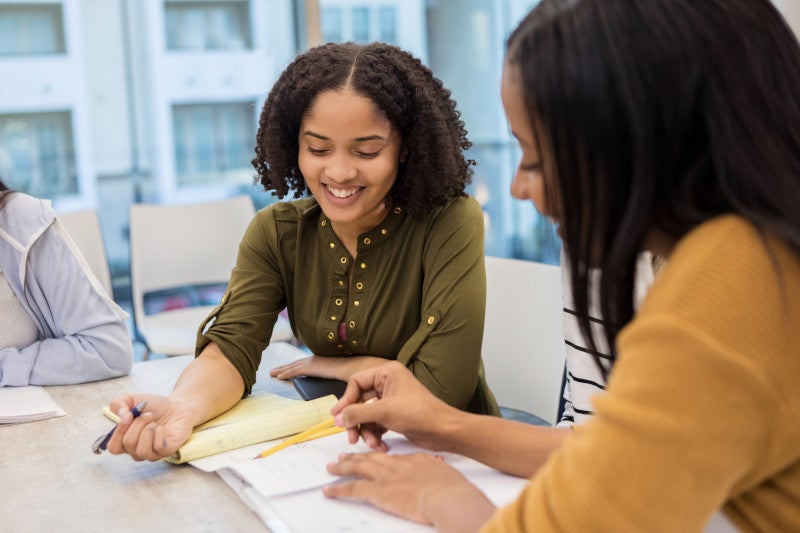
[253,417,344,459]
[91,401,147,454]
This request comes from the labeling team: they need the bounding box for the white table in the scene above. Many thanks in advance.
[1,343,308,533]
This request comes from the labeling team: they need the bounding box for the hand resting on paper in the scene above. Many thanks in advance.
[324,450,495,530]
[330,361,461,452]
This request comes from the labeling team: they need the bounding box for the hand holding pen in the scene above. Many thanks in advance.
[331,361,452,453]
[100,394,197,461]
[92,401,147,454]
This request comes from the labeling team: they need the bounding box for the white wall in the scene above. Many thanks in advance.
[773,0,800,36]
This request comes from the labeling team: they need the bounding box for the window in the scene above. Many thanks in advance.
[377,6,397,43]
[0,112,77,197]
[320,7,343,43]
[0,3,65,56]
[172,101,256,186]
[164,1,251,51]
[351,7,369,42]
[320,3,398,45]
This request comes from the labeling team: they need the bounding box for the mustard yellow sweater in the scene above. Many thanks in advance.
[483,216,800,532]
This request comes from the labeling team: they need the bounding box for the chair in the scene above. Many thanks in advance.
[482,256,566,425]
[57,208,114,297]
[129,195,293,358]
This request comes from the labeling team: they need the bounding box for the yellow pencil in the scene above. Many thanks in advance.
[253,417,345,459]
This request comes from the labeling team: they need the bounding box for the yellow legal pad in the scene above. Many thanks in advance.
[102,392,338,464]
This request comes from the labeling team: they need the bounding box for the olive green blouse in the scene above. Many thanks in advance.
[196,195,499,415]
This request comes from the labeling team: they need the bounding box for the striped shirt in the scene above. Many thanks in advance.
[557,252,655,427]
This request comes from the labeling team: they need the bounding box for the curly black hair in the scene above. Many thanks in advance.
[252,42,474,216]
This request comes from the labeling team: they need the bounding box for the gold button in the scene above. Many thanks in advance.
[321,220,327,227]
[327,332,335,339]
[394,207,401,214]
[381,228,387,235]
[351,340,358,345]
[337,280,344,286]
[360,262,366,269]
[330,315,337,321]
[427,315,435,325]
[335,298,343,306]
[349,320,355,328]
[355,282,363,290]
[353,300,360,307]
[340,257,347,264]
[363,237,371,245]
[329,242,335,249]
[337,344,343,349]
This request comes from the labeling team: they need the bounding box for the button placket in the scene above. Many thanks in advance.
[321,214,352,349]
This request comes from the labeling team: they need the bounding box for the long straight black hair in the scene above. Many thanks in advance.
[507,0,800,374]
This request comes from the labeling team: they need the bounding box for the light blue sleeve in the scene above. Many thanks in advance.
[0,224,134,386]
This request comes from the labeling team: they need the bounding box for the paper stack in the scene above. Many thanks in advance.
[0,386,66,424]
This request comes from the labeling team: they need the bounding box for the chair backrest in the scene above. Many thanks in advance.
[57,208,114,296]
[482,256,566,425]
[129,195,256,328]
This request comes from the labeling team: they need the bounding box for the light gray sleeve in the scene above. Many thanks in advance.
[0,223,133,386]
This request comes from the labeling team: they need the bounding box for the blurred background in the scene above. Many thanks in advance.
[1,0,797,319]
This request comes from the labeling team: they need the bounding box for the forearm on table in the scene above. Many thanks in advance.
[168,342,245,427]
[438,412,569,478]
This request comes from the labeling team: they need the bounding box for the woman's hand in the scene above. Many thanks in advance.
[269,354,389,382]
[105,394,196,461]
[331,361,459,452]
[324,452,495,531]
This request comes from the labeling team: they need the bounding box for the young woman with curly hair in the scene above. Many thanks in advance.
[106,42,498,462]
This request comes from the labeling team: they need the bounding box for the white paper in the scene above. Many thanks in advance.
[210,431,529,532]
[0,386,66,424]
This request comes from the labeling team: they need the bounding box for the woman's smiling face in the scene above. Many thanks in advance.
[298,88,404,237]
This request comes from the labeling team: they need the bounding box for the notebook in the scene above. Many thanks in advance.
[102,391,338,464]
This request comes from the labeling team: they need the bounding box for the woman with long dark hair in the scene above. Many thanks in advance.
[325,1,800,531]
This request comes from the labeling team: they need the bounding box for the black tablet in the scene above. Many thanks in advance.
[292,376,348,400]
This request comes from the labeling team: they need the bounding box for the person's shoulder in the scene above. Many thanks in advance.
[431,195,483,221]
[642,214,798,316]
[671,215,777,271]
[0,193,56,240]
[256,197,319,223]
